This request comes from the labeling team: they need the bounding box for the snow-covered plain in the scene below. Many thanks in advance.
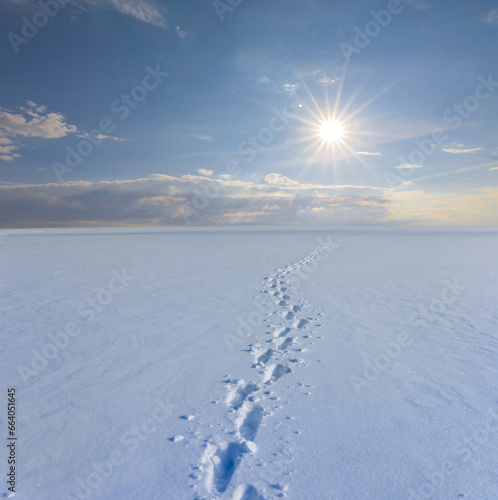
[1,227,497,500]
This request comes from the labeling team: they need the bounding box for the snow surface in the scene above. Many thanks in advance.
[1,227,497,500]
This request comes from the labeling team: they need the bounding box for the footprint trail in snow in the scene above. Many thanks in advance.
[183,237,351,499]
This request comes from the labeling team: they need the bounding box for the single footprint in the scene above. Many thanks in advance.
[277,327,292,338]
[205,442,247,493]
[238,405,263,441]
[297,319,308,329]
[263,364,291,384]
[256,349,273,366]
[236,484,266,500]
[227,381,259,409]
[278,337,294,350]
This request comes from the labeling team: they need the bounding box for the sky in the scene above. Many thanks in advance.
[0,0,497,227]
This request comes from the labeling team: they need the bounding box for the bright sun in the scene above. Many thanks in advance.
[319,119,344,144]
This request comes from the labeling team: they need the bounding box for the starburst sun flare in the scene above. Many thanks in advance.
[319,119,345,144]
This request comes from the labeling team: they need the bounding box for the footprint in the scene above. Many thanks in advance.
[285,311,294,320]
[239,405,263,441]
[263,364,291,384]
[297,319,308,329]
[282,295,290,300]
[205,442,247,493]
[278,300,287,306]
[292,305,301,312]
[278,337,294,350]
[256,349,273,366]
[274,327,291,338]
[234,484,266,500]
[227,381,259,409]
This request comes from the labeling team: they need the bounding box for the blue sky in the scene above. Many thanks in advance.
[0,0,497,227]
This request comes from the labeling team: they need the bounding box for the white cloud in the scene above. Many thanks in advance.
[257,76,270,84]
[0,138,21,162]
[264,173,299,186]
[482,9,498,25]
[312,70,339,85]
[442,147,482,154]
[71,0,166,28]
[282,83,300,97]
[357,151,381,156]
[396,163,423,169]
[102,0,165,27]
[197,169,213,177]
[0,104,77,139]
[175,26,188,38]
[95,134,125,141]
[318,76,339,85]
[76,133,125,142]
[488,166,498,171]
[0,102,78,161]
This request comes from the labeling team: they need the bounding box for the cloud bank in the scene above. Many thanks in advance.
[0,173,389,228]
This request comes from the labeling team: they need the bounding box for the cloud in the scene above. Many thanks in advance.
[442,147,482,154]
[193,135,213,142]
[257,76,270,84]
[282,83,300,97]
[385,187,498,225]
[10,0,166,27]
[0,102,78,161]
[0,174,390,228]
[264,173,299,186]
[396,163,423,169]
[0,103,77,139]
[2,173,495,227]
[357,151,381,156]
[488,166,498,171]
[76,133,125,142]
[197,169,213,176]
[175,26,188,38]
[0,138,21,162]
[482,9,498,25]
[312,70,339,85]
[94,0,166,27]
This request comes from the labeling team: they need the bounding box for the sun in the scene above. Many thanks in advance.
[319,119,344,145]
